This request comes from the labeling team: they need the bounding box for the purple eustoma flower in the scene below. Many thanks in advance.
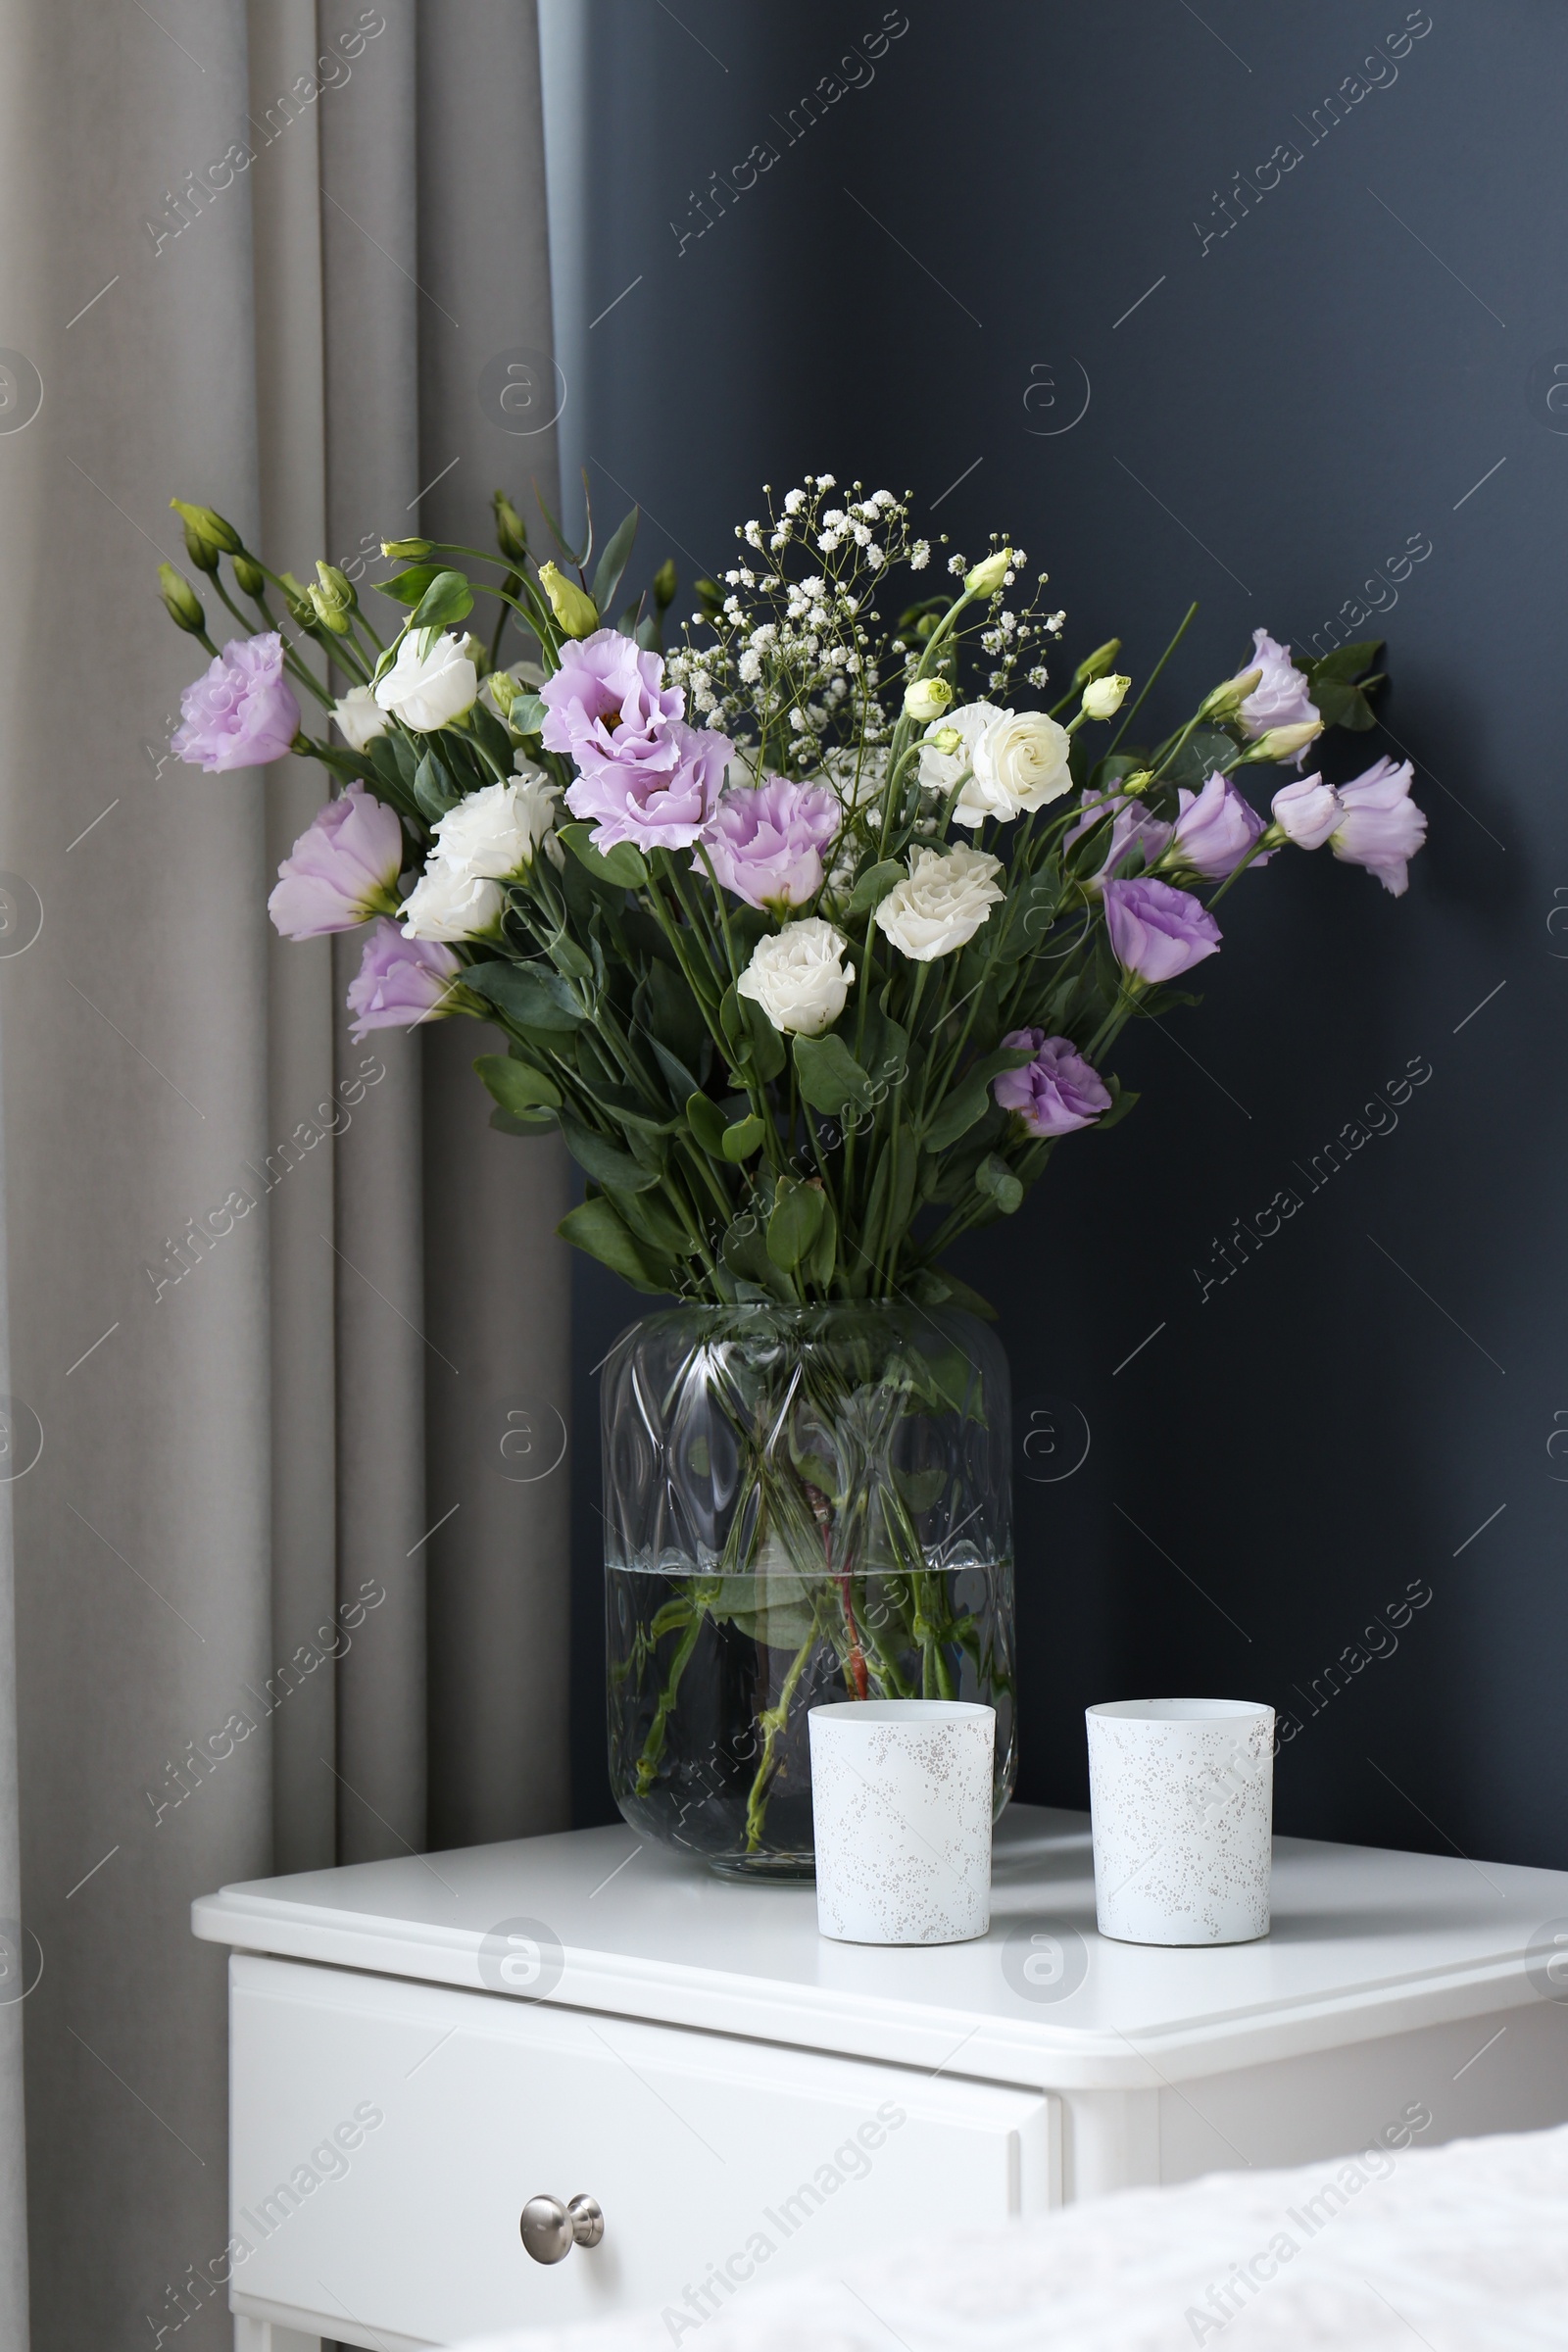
[1102,875,1222,984]
[346,917,463,1040]
[1330,757,1428,897]
[1270,772,1342,851]
[1237,628,1318,750]
[993,1030,1111,1138]
[172,631,301,771]
[268,784,404,939]
[703,776,839,909]
[539,628,684,782]
[1166,773,1268,882]
[1066,795,1174,886]
[564,721,734,853]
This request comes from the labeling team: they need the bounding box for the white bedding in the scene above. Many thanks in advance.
[456,2122,1568,2351]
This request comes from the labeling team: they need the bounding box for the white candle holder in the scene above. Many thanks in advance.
[808,1699,995,1945]
[1086,1697,1274,1946]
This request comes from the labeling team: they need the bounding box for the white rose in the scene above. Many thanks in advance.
[874,843,1004,961]
[959,709,1072,825]
[918,701,1003,799]
[400,862,504,942]
[736,918,855,1037]
[432,765,563,880]
[373,629,478,731]
[332,684,388,751]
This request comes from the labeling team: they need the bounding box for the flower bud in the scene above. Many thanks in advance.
[1071,637,1122,691]
[278,570,318,626]
[315,560,357,614]
[1242,718,1323,764]
[963,547,1012,599]
[381,537,433,562]
[487,668,518,716]
[1117,768,1155,797]
[652,557,677,610]
[904,674,954,723]
[927,725,962,758]
[157,563,207,635]
[169,498,243,555]
[538,561,600,639]
[232,552,267,599]
[1080,673,1130,720]
[309,584,353,635]
[492,492,527,564]
[1199,664,1263,721]
[180,517,220,575]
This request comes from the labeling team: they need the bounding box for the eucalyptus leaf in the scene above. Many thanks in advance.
[720,1113,765,1163]
[975,1153,1024,1215]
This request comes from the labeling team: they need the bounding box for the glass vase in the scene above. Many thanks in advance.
[602,1300,1015,1878]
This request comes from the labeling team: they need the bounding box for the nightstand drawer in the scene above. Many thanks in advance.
[228,1955,1055,2348]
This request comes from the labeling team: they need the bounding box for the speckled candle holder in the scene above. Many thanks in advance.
[809,1699,996,1945]
[1086,1698,1275,1946]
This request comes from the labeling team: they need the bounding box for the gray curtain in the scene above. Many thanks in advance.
[0,2,572,2343]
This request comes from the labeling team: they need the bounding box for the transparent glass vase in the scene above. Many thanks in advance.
[602,1300,1015,1878]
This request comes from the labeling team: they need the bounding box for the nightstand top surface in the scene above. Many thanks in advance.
[192,1806,1568,2087]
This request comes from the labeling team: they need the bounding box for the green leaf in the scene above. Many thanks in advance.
[906,1266,998,1320]
[413,751,460,820]
[924,1046,1034,1152]
[510,691,548,735]
[1162,723,1238,793]
[805,1189,838,1290]
[466,960,584,1031]
[766,1176,826,1273]
[733,991,785,1083]
[793,1030,873,1118]
[558,1113,661,1193]
[720,1113,765,1162]
[1095,1077,1141,1133]
[474,1053,561,1114]
[643,958,710,1074]
[605,1183,693,1261]
[1304,637,1382,683]
[489,1105,555,1136]
[557,1196,665,1292]
[975,1153,1023,1215]
[469,698,515,771]
[409,569,474,632]
[560,820,648,890]
[591,506,639,618]
[375,564,444,607]
[845,860,906,916]
[685,1092,726,1155]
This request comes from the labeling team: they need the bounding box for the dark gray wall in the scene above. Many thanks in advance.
[564,0,1568,1869]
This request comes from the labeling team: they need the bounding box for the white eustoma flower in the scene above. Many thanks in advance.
[373,629,478,731]
[918,700,1003,799]
[332,684,388,751]
[400,862,504,942]
[1080,673,1130,719]
[431,765,564,880]
[875,844,1005,961]
[737,918,855,1037]
[960,709,1073,824]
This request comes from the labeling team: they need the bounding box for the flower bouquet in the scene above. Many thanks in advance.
[158,476,1425,1870]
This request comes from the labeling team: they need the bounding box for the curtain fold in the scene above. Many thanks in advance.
[0,1,571,2341]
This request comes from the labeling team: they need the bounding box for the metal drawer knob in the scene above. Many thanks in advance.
[520,2192,604,2264]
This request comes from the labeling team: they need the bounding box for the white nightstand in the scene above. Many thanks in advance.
[192,1804,1568,2352]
